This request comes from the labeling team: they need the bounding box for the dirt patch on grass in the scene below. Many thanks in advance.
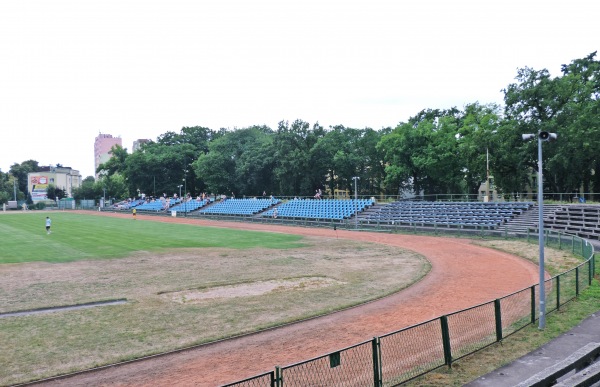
[164,277,345,303]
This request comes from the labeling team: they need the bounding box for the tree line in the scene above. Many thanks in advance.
[1,52,599,204]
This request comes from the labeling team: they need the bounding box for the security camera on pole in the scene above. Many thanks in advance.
[522,131,557,330]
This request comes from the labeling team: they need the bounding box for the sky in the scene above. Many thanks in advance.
[1,0,598,178]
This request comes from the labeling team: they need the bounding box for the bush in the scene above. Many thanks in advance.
[36,202,46,210]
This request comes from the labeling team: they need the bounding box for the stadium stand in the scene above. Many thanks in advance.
[544,204,600,240]
[261,199,374,220]
[362,201,534,229]
[199,198,279,216]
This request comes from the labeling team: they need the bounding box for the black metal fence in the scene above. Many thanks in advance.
[221,231,596,387]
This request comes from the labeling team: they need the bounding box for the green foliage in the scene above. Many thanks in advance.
[503,51,600,194]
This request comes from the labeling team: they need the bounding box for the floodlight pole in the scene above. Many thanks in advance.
[183,170,188,217]
[522,131,556,330]
[536,135,546,330]
[352,176,360,229]
[486,147,490,201]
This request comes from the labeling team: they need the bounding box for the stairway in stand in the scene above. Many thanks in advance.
[498,203,565,236]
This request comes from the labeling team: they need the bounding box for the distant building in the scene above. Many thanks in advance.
[132,139,150,152]
[27,166,82,202]
[94,133,122,178]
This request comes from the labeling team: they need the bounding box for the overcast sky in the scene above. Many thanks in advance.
[1,0,598,178]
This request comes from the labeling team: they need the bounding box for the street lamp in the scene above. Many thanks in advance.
[183,170,188,199]
[12,175,17,201]
[522,131,557,330]
[352,176,360,229]
[183,170,188,217]
[485,130,497,202]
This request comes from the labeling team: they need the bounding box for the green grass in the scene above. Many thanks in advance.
[0,212,305,263]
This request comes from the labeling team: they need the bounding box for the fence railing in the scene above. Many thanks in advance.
[221,230,596,387]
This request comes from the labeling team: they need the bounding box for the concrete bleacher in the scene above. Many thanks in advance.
[545,205,600,240]
[261,199,374,220]
[515,342,600,387]
[199,198,279,216]
[363,201,534,229]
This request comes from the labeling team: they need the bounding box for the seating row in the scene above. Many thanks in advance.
[169,199,209,213]
[135,199,182,212]
[364,201,534,228]
[199,198,280,216]
[262,199,373,220]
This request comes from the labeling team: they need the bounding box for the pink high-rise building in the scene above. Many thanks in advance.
[94,133,122,177]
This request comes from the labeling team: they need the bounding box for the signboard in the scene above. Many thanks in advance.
[30,175,49,202]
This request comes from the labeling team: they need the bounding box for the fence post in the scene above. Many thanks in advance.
[440,316,452,367]
[494,299,503,342]
[590,257,595,286]
[572,235,575,254]
[275,366,282,387]
[558,233,562,250]
[372,337,382,387]
[576,267,580,296]
[556,276,561,310]
[530,286,536,324]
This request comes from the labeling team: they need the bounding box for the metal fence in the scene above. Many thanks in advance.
[221,230,596,387]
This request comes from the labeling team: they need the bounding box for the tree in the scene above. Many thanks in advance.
[9,160,39,197]
[97,144,128,176]
[273,120,326,196]
[46,184,67,201]
[72,176,99,201]
[502,52,600,194]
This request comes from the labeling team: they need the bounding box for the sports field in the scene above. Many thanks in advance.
[0,212,429,385]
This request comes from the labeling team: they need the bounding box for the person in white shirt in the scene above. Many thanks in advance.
[45,217,52,234]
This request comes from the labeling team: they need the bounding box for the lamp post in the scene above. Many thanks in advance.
[183,170,188,217]
[486,147,490,202]
[352,176,360,229]
[485,130,497,202]
[522,131,557,329]
[13,175,17,201]
[177,184,183,199]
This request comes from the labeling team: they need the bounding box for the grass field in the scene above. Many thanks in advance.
[0,212,306,264]
[0,212,430,385]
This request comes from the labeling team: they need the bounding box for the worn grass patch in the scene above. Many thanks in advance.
[0,233,429,385]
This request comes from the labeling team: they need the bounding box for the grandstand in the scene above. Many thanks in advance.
[360,201,534,229]
[199,198,279,216]
[261,198,374,220]
[544,205,600,241]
